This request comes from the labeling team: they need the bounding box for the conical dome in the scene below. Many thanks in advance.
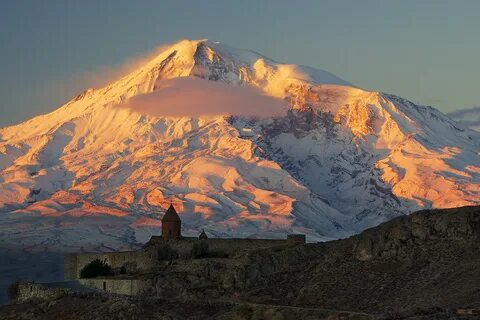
[162,204,181,222]
[199,229,208,240]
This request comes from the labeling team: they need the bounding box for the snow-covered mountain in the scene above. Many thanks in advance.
[1,39,479,250]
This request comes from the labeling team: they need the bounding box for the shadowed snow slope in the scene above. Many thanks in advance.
[0,39,479,251]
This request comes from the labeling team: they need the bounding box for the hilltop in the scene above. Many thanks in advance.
[1,205,479,319]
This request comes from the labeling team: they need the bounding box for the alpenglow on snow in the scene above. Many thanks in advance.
[0,39,479,249]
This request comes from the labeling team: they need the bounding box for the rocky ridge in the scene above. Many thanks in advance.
[2,206,479,319]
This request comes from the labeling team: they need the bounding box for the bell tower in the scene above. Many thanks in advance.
[161,204,181,240]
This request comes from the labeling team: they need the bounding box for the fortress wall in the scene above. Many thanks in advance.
[16,282,68,302]
[79,278,148,296]
[72,253,105,279]
[151,237,289,258]
[203,238,288,255]
[101,250,156,273]
[16,279,148,300]
[65,249,157,280]
[64,253,78,280]
[65,237,299,280]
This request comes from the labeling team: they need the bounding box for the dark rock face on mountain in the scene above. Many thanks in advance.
[353,206,480,261]
[1,206,479,319]
[232,206,480,316]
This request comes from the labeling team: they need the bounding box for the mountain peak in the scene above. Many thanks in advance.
[1,40,478,251]
[133,39,350,97]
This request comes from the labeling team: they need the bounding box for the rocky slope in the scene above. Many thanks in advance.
[1,206,479,319]
[0,39,479,251]
[266,205,480,313]
[138,205,480,314]
[0,296,382,320]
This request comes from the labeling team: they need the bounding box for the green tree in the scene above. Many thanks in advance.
[80,259,112,278]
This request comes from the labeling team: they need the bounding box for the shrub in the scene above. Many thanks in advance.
[190,241,209,259]
[157,244,178,261]
[80,259,112,278]
[7,281,20,302]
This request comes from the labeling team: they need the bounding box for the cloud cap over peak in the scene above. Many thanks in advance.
[120,77,288,118]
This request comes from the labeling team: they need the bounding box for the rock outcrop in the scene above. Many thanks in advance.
[353,206,480,261]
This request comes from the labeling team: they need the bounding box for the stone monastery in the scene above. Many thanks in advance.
[63,204,306,295]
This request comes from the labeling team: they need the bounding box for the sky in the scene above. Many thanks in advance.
[1,0,479,127]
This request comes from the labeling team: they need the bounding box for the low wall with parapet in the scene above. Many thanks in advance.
[15,280,144,300]
[16,282,69,302]
[79,278,148,296]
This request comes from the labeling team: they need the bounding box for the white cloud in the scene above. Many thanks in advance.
[120,77,288,118]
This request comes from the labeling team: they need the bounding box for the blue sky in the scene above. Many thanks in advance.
[1,0,479,126]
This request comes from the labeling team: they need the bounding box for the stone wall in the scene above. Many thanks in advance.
[65,237,303,281]
[148,237,290,258]
[64,254,78,280]
[79,279,148,296]
[15,279,146,300]
[16,282,68,302]
[64,249,156,280]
